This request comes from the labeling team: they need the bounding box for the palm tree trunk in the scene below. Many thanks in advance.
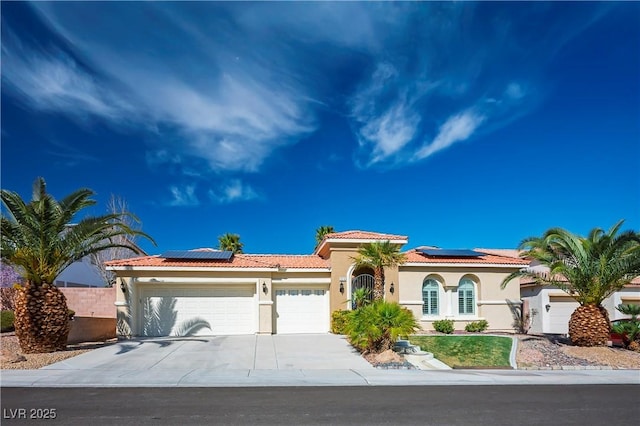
[373,267,385,301]
[568,304,610,347]
[14,282,70,353]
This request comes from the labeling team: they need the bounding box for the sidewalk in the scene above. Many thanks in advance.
[2,367,638,387]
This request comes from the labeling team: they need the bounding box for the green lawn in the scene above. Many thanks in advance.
[409,335,513,368]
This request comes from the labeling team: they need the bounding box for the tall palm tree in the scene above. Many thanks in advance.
[218,233,243,254]
[315,225,335,248]
[501,220,640,347]
[1,177,155,353]
[352,241,406,301]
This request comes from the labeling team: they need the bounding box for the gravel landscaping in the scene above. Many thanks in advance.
[0,333,115,370]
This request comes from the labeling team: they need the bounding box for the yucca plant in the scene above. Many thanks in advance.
[344,301,419,354]
[502,220,640,347]
[1,177,155,353]
[350,287,372,310]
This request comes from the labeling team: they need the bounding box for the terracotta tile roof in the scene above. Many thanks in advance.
[403,249,529,265]
[474,248,521,258]
[106,253,329,269]
[324,230,408,241]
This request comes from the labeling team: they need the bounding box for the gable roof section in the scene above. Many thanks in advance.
[106,253,329,270]
[315,230,408,257]
[403,248,529,266]
[323,230,408,241]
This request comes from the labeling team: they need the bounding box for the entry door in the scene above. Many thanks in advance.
[275,288,329,334]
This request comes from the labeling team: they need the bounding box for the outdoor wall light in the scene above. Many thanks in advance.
[262,282,268,294]
[339,277,346,294]
[120,282,127,294]
[390,282,395,294]
[545,304,551,312]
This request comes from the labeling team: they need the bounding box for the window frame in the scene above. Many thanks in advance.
[422,278,440,316]
[458,278,475,315]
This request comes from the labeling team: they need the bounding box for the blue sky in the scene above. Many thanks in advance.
[1,2,638,255]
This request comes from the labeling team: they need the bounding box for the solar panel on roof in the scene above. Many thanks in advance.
[418,248,483,257]
[160,250,233,260]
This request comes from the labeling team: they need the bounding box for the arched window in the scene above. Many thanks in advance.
[422,279,439,316]
[458,279,475,315]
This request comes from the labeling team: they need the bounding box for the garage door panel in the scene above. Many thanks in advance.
[141,286,256,337]
[548,296,579,334]
[276,288,329,334]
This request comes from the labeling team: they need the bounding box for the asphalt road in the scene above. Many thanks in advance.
[1,385,638,425]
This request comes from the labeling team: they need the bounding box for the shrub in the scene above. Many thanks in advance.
[344,301,419,353]
[465,320,489,333]
[1,310,15,332]
[433,319,454,334]
[331,310,350,334]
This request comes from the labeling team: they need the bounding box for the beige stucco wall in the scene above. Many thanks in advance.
[398,266,522,332]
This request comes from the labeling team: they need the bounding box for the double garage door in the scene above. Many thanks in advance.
[140,286,256,337]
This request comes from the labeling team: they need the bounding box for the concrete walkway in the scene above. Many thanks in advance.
[1,334,638,387]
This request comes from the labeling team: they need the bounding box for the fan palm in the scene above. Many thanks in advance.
[1,177,155,353]
[218,233,243,254]
[501,220,640,346]
[352,241,406,301]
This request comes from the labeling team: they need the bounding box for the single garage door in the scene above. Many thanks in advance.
[141,286,256,336]
[548,296,579,334]
[275,288,329,334]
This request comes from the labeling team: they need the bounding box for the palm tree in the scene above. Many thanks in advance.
[315,225,335,248]
[1,177,155,353]
[352,241,406,301]
[218,233,243,254]
[501,220,640,347]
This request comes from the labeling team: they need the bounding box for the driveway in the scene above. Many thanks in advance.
[41,334,373,371]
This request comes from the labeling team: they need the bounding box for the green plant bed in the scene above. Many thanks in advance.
[409,335,512,368]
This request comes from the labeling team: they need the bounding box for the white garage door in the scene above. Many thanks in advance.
[141,286,256,337]
[548,296,579,334]
[276,288,329,334]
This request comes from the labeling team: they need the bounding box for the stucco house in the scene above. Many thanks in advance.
[106,230,529,337]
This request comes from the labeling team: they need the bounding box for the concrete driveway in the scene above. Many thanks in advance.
[41,334,373,371]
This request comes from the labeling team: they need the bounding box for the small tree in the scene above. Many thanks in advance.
[90,195,143,287]
[218,233,243,254]
[315,226,335,249]
[0,261,21,311]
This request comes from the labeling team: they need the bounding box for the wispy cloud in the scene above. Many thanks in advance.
[209,179,259,204]
[414,111,486,161]
[5,2,317,174]
[2,1,611,176]
[2,33,132,123]
[167,185,199,207]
